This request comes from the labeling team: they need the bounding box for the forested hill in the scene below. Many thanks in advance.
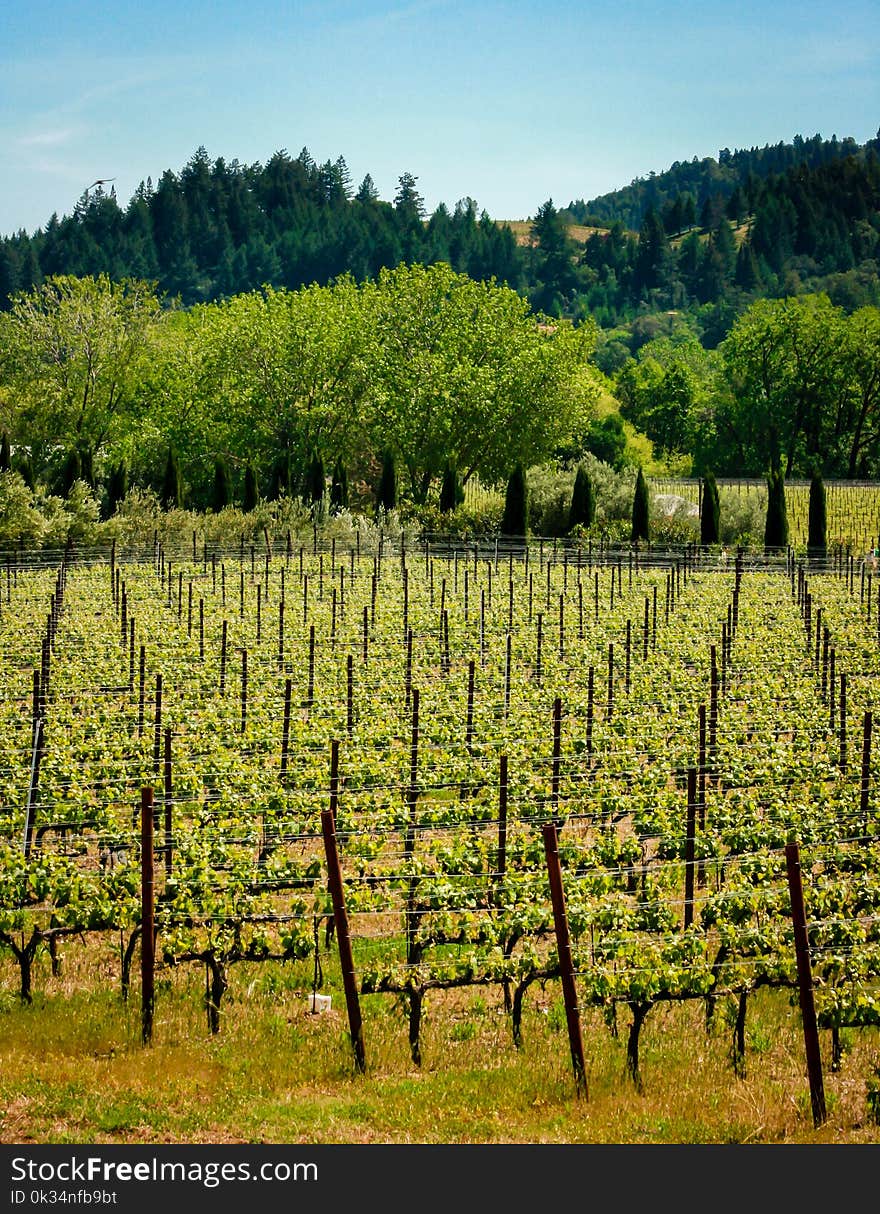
[566,130,879,229]
[0,147,522,308]
[1,131,879,334]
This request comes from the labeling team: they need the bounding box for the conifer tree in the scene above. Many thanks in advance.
[0,432,11,473]
[764,468,789,551]
[500,464,528,536]
[330,459,349,511]
[59,448,81,498]
[104,460,128,519]
[631,466,650,543]
[808,470,827,560]
[242,462,258,512]
[439,461,463,513]
[568,464,595,531]
[306,451,326,503]
[268,456,290,501]
[161,448,181,510]
[212,458,231,512]
[700,471,721,546]
[376,449,397,514]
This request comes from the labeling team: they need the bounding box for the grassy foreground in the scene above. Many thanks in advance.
[2,939,879,1146]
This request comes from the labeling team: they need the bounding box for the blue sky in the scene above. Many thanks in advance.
[1,0,877,236]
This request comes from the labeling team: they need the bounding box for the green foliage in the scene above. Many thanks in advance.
[57,449,81,498]
[700,471,721,546]
[104,461,128,520]
[305,452,325,504]
[500,463,528,536]
[764,469,789,550]
[631,465,650,542]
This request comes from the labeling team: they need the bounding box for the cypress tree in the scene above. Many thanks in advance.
[212,458,232,512]
[439,461,463,513]
[0,432,11,473]
[59,448,81,498]
[16,454,34,490]
[568,464,595,531]
[376,449,397,514]
[161,448,181,510]
[104,460,128,519]
[764,468,789,551]
[268,456,291,501]
[808,470,827,560]
[306,451,326,503]
[631,466,650,543]
[78,446,94,488]
[700,471,721,546]
[242,462,258,512]
[500,464,528,536]
[330,459,349,511]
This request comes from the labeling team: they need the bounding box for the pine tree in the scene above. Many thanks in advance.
[500,464,528,537]
[568,464,595,531]
[161,448,181,510]
[700,471,721,546]
[439,461,463,513]
[764,469,789,551]
[808,471,827,560]
[330,459,349,511]
[376,449,397,514]
[212,458,232,512]
[0,432,10,473]
[268,456,291,501]
[631,466,650,543]
[242,462,258,512]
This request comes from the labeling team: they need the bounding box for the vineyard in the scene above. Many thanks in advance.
[4,521,880,1144]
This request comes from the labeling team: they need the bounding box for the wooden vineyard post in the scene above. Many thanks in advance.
[861,711,873,841]
[504,633,512,719]
[152,673,162,775]
[405,689,420,970]
[141,787,155,1047]
[320,805,366,1074]
[466,659,475,754]
[347,654,354,739]
[607,642,614,722]
[839,672,847,770]
[625,619,631,695]
[551,697,562,827]
[22,718,44,859]
[697,704,707,888]
[220,620,228,693]
[163,727,173,877]
[307,625,316,710]
[497,755,508,902]
[280,677,292,783]
[684,768,697,929]
[586,666,595,759]
[784,841,826,1128]
[138,646,146,737]
[240,648,248,733]
[541,822,588,1099]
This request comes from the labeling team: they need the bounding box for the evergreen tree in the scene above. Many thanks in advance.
[58,448,81,498]
[700,471,721,546]
[242,461,258,512]
[568,464,595,531]
[631,466,650,543]
[268,455,291,501]
[500,464,528,536]
[305,451,325,503]
[439,461,464,513]
[330,458,349,511]
[808,470,827,559]
[764,469,789,551]
[211,457,232,512]
[15,454,34,489]
[376,449,397,514]
[0,432,10,473]
[161,448,181,510]
[104,460,128,519]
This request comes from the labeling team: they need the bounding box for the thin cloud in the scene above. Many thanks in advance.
[17,127,80,148]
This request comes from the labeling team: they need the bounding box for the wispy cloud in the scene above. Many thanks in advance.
[17,127,80,148]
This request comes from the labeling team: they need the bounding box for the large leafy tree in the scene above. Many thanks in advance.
[0,274,161,481]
